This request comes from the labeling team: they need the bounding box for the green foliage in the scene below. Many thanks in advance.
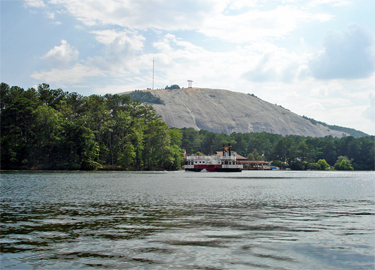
[334,156,354,170]
[1,83,183,171]
[271,137,296,162]
[118,144,136,170]
[271,160,285,169]
[317,159,330,170]
[125,90,164,104]
[307,163,321,170]
[247,149,263,161]
[165,84,180,90]
[290,160,307,170]
[247,153,255,161]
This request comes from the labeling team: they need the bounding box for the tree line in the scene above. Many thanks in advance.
[1,83,183,170]
[179,128,374,170]
[1,82,373,171]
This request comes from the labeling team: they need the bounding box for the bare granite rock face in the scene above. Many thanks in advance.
[120,88,348,137]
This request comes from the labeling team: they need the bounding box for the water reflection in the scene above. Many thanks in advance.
[1,171,374,269]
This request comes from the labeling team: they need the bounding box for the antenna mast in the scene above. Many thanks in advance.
[152,56,154,90]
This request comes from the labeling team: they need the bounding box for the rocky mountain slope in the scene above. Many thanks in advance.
[120,87,350,137]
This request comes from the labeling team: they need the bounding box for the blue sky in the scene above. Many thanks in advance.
[1,0,375,134]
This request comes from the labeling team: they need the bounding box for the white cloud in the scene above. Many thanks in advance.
[310,82,343,96]
[158,37,250,83]
[24,0,45,8]
[242,47,308,83]
[306,102,325,110]
[42,0,332,43]
[242,53,277,82]
[89,32,146,74]
[363,92,375,123]
[309,23,375,80]
[226,0,258,10]
[31,64,103,84]
[308,0,350,7]
[46,11,55,19]
[324,105,374,132]
[34,30,146,84]
[48,0,214,30]
[200,6,332,43]
[42,40,79,67]
[91,29,145,51]
[93,83,147,95]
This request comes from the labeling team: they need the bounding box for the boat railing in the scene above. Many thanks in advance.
[186,155,214,160]
[186,155,237,161]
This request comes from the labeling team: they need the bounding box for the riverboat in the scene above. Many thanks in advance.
[184,145,243,172]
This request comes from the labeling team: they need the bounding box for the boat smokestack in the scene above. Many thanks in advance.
[228,144,231,156]
[222,144,226,156]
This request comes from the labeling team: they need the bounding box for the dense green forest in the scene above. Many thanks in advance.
[1,83,373,171]
[179,128,374,170]
[1,83,182,170]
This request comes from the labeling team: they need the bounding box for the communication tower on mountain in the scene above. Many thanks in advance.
[152,56,155,90]
[187,80,193,88]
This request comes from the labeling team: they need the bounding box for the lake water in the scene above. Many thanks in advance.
[1,170,374,269]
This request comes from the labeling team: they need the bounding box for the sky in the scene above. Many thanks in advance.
[1,0,375,135]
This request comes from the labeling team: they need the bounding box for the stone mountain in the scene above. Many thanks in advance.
[120,87,352,137]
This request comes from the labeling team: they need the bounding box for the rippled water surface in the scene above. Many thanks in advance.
[1,170,374,269]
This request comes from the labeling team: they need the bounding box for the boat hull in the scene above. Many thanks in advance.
[185,168,204,172]
[184,165,242,172]
[215,167,242,172]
